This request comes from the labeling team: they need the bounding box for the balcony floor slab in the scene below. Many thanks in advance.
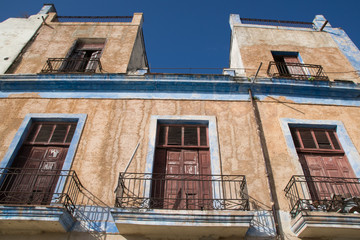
[0,205,75,234]
[112,208,254,239]
[291,211,360,239]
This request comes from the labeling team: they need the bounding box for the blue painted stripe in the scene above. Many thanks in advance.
[0,74,360,106]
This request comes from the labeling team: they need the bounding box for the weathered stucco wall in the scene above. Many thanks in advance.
[9,13,144,74]
[257,99,360,238]
[232,26,360,82]
[0,14,47,74]
[257,99,360,207]
[0,98,270,209]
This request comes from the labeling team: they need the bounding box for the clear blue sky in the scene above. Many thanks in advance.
[1,0,360,74]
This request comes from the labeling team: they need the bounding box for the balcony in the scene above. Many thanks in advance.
[0,168,109,235]
[267,61,329,81]
[112,173,254,238]
[284,175,360,238]
[41,58,102,74]
[115,173,249,210]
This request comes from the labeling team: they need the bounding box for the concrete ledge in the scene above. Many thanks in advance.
[0,205,75,234]
[291,211,360,239]
[112,208,254,238]
[1,74,360,106]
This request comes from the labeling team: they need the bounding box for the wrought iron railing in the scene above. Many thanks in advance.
[115,173,249,211]
[0,168,110,236]
[240,17,315,29]
[284,175,360,217]
[267,61,329,81]
[55,16,133,22]
[41,58,102,73]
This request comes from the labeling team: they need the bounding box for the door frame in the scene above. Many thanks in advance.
[145,115,222,207]
[0,113,87,204]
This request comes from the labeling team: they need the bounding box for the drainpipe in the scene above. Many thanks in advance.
[248,88,284,240]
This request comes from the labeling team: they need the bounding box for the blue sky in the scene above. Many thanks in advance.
[1,0,360,74]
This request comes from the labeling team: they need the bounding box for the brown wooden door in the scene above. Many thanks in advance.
[291,127,360,201]
[300,153,359,200]
[151,124,211,210]
[1,122,75,205]
[8,146,67,204]
[163,149,200,210]
[283,56,305,76]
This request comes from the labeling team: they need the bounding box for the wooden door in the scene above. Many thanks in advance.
[283,55,305,77]
[291,127,360,201]
[163,149,200,210]
[7,146,67,204]
[0,122,75,205]
[151,124,211,210]
[300,154,359,200]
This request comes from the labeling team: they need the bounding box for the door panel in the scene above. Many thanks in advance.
[151,149,167,208]
[199,150,212,209]
[166,150,182,175]
[183,150,199,175]
[164,150,182,209]
[182,150,199,209]
[153,148,211,210]
[283,56,305,76]
[300,153,359,200]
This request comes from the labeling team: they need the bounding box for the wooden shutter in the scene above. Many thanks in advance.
[85,50,101,72]
[283,55,305,76]
[184,127,198,146]
[299,129,316,149]
[167,126,182,145]
[291,128,343,151]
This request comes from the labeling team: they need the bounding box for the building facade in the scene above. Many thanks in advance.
[0,4,360,240]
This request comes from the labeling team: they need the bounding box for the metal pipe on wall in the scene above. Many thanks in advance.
[249,88,284,240]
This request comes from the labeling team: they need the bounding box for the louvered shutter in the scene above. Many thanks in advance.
[85,50,101,72]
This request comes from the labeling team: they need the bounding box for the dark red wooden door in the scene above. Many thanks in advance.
[283,55,305,76]
[8,146,68,204]
[152,124,211,210]
[300,154,358,199]
[1,122,75,205]
[163,149,201,210]
[291,127,360,200]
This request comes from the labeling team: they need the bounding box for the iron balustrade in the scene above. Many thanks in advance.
[267,61,329,81]
[55,16,133,22]
[284,175,360,217]
[41,58,102,73]
[240,17,315,29]
[115,173,249,211]
[0,168,110,235]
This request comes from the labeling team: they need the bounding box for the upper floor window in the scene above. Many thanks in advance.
[267,51,328,81]
[271,51,304,76]
[272,51,301,64]
[62,39,105,73]
[41,38,105,73]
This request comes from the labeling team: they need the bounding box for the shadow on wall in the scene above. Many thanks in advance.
[246,196,277,238]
